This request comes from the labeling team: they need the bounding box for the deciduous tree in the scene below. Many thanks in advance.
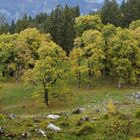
[82,30,105,88]
[109,29,140,88]
[75,15,103,36]
[24,40,67,105]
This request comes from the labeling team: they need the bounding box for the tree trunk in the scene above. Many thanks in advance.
[15,65,20,84]
[44,88,49,106]
[118,79,121,88]
[87,73,91,89]
[87,63,92,89]
[15,71,18,84]
[77,72,81,88]
[87,82,90,89]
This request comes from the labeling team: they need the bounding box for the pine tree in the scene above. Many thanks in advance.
[121,0,140,27]
[101,0,121,27]
[45,5,80,54]
[10,20,15,34]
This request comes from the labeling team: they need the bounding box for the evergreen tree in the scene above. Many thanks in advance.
[121,0,140,27]
[119,0,126,27]
[10,20,15,34]
[46,5,80,54]
[74,5,80,17]
[0,14,6,25]
[101,0,121,27]
[0,23,10,34]
[15,14,32,33]
[35,12,48,32]
[46,5,65,51]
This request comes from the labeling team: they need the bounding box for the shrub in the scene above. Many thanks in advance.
[0,104,3,111]
[75,122,94,135]
[135,109,140,118]
[107,100,116,114]
[103,114,109,119]
[0,114,5,120]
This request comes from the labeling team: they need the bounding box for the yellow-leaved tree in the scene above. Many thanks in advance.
[82,30,105,89]
[0,33,18,80]
[24,40,67,106]
[14,28,49,82]
[75,15,103,36]
[69,47,85,88]
[109,29,140,88]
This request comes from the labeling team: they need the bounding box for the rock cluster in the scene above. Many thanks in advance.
[127,92,140,101]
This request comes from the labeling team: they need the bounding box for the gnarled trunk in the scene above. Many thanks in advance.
[87,63,92,89]
[77,72,81,88]
[43,81,49,106]
[44,88,49,106]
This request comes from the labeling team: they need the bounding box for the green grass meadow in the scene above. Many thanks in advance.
[0,79,140,140]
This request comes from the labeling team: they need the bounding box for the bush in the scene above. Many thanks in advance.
[75,122,94,135]
[103,114,109,119]
[117,112,131,120]
[0,104,3,111]
[0,114,5,120]
[135,109,140,118]
[107,100,116,114]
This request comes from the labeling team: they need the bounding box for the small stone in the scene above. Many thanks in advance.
[77,120,83,126]
[77,116,90,126]
[95,109,100,113]
[47,114,60,119]
[72,108,84,114]
[84,116,90,121]
[47,123,61,132]
[0,126,4,135]
[9,113,16,119]
[73,109,81,114]
[21,132,30,138]
[35,129,46,137]
[135,93,140,99]
[81,116,90,121]
[87,105,90,108]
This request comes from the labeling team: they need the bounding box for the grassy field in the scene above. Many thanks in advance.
[0,80,140,139]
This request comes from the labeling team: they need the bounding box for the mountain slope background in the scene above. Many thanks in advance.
[0,0,122,22]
